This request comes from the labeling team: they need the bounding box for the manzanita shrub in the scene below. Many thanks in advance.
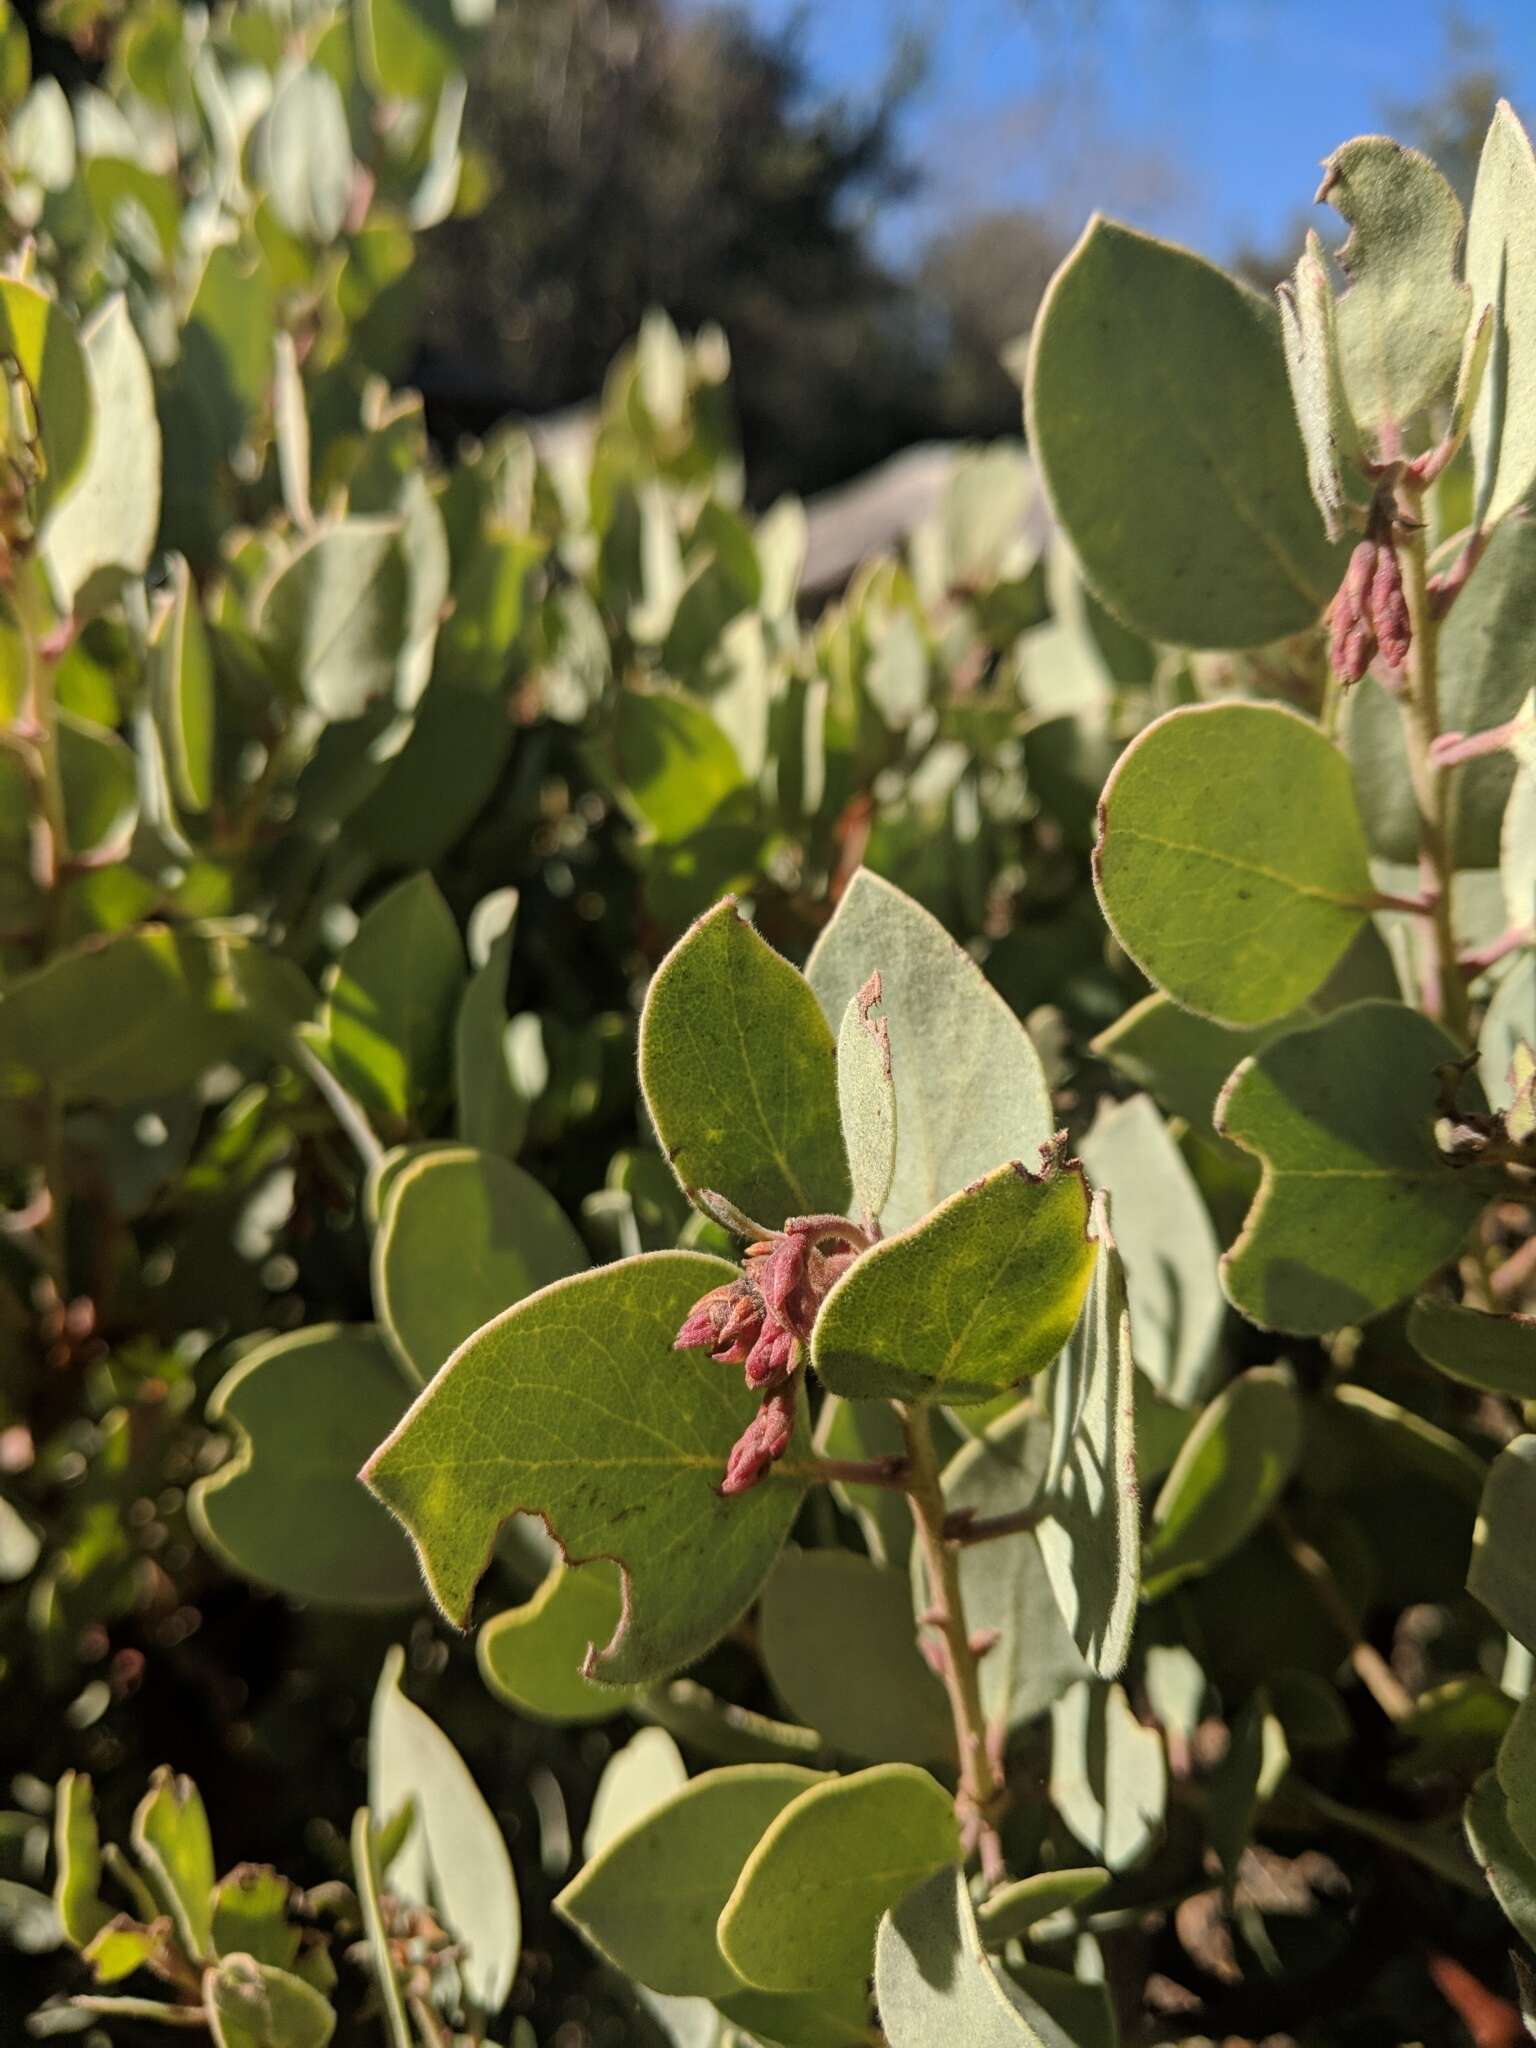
[8,0,1536,2034]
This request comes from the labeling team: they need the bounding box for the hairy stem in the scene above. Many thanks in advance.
[897,1399,1006,1882]
[1396,507,1471,1044]
[942,1503,1044,1547]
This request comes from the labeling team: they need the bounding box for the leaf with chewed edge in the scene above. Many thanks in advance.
[363,1252,807,1683]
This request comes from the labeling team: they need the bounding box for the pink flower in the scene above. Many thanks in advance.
[719,1386,797,1496]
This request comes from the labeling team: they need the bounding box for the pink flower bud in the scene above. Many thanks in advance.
[1370,540,1411,669]
[718,1385,796,1496]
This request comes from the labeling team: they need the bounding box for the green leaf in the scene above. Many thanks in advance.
[1344,519,1536,867]
[638,899,848,1225]
[1049,1681,1167,1871]
[934,1410,1092,1728]
[837,973,897,1229]
[717,1764,959,1994]
[1276,231,1366,541]
[1469,1436,1536,1653]
[0,929,238,1107]
[131,1768,216,1961]
[758,1549,952,1765]
[205,1954,336,2048]
[584,1728,689,1860]
[1026,216,1344,648]
[1080,1094,1223,1406]
[1094,703,1375,1027]
[150,555,216,813]
[255,520,409,721]
[557,1763,826,1999]
[974,1867,1111,1945]
[190,1326,421,1610]
[1142,1364,1302,1599]
[44,295,160,609]
[1035,1193,1140,1676]
[363,1253,807,1679]
[1409,1297,1536,1400]
[1466,1768,1536,1949]
[455,890,529,1159]
[1207,1690,1288,1889]
[1467,101,1536,530]
[812,1395,913,1569]
[58,711,136,857]
[478,1560,640,1724]
[315,873,465,1125]
[0,278,93,518]
[210,1867,300,1971]
[1091,993,1294,1141]
[807,869,1053,1233]
[350,1811,411,2048]
[259,63,353,243]
[357,0,473,100]
[372,1147,588,1385]
[1497,1692,1536,1862]
[369,1644,520,2014]
[82,1917,161,1983]
[1218,1001,1485,1334]
[609,686,746,844]
[1321,134,1469,439]
[52,1771,111,1948]
[811,1157,1095,1405]
[876,1864,1066,2046]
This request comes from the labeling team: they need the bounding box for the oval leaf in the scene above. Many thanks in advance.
[1142,1363,1303,1599]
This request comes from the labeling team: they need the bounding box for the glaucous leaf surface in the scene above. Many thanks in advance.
[806,868,1053,1233]
[1408,1297,1536,1400]
[351,1809,411,2046]
[314,871,465,1125]
[1497,1691,1536,1861]
[191,1326,421,1609]
[1050,1682,1167,1872]
[210,1867,299,1970]
[44,294,159,608]
[1276,232,1366,540]
[1080,1094,1223,1407]
[758,1549,953,1765]
[974,1867,1110,1945]
[1036,1194,1140,1678]
[811,1159,1095,1405]
[369,1646,520,2014]
[149,554,216,813]
[717,1764,959,1994]
[1467,101,1536,529]
[1026,217,1344,648]
[364,1254,807,1679]
[639,899,849,1226]
[454,889,529,1160]
[478,1560,639,1724]
[58,712,136,857]
[254,519,408,720]
[556,1764,827,1999]
[875,1864,1064,2047]
[584,1728,689,1861]
[1321,135,1469,438]
[1094,704,1375,1026]
[372,1146,588,1384]
[837,975,897,1228]
[1141,1364,1302,1599]
[1091,994,1295,1141]
[1218,1002,1485,1333]
[932,1410,1091,1728]
[1468,1436,1536,1653]
[0,278,93,517]
[609,685,746,843]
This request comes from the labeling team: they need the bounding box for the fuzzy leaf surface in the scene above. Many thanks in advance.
[1094,703,1375,1026]
[1322,135,1469,437]
[718,1764,959,1994]
[364,1253,806,1679]
[1218,1001,1485,1333]
[807,868,1052,1233]
[478,1560,639,1724]
[837,974,897,1227]
[1026,216,1344,648]
[1050,1681,1167,1871]
[639,899,848,1226]
[1469,1436,1536,1653]
[875,1864,1067,2047]
[1276,231,1365,539]
[1142,1365,1302,1599]
[1467,101,1536,529]
[315,872,465,1125]
[1408,1298,1536,1400]
[811,1159,1095,1404]
[44,294,159,607]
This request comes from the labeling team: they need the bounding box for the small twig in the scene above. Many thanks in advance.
[782,1453,909,1490]
[1458,924,1533,974]
[1276,1512,1412,1721]
[942,1503,1044,1546]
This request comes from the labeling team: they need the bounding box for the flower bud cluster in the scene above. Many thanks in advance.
[673,1208,868,1495]
[1329,533,1410,684]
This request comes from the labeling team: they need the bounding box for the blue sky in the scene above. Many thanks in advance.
[737,0,1536,265]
